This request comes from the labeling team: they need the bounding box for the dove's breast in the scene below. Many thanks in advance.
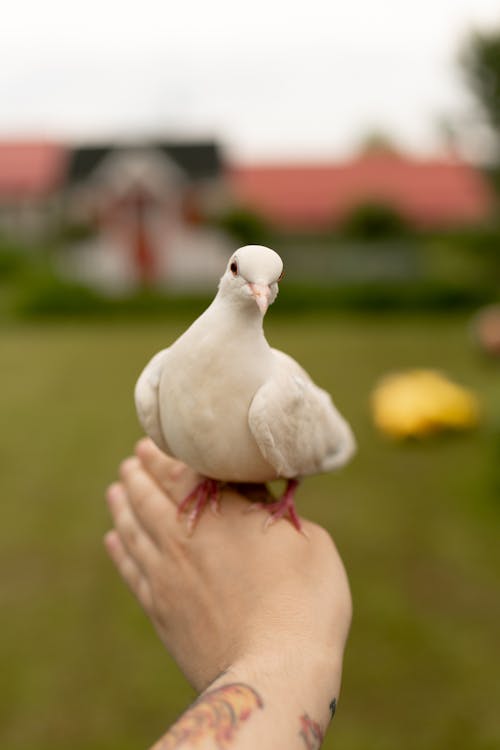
[158,329,277,482]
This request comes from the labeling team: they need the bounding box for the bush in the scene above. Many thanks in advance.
[58,222,95,244]
[339,202,412,241]
[13,272,495,320]
[14,272,212,320]
[0,240,35,280]
[276,279,493,314]
[16,273,108,317]
[215,207,271,246]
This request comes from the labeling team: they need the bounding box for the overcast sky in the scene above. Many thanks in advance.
[1,0,499,161]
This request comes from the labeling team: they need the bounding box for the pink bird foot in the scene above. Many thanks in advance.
[178,478,221,533]
[248,479,303,532]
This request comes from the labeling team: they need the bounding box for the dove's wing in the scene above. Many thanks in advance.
[134,348,171,453]
[248,349,356,478]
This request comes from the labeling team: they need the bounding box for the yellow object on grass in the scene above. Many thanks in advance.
[371,370,480,439]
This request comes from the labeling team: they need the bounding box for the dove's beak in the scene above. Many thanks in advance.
[248,283,271,314]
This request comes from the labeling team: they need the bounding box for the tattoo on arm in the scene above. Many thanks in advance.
[298,713,324,750]
[298,697,336,749]
[329,698,337,719]
[153,683,263,750]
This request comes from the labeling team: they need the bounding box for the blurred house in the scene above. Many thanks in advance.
[230,151,495,231]
[0,140,231,290]
[0,141,67,240]
[61,143,231,291]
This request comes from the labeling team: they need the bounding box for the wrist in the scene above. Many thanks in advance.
[211,645,342,732]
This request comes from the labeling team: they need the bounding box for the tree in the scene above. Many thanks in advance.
[358,131,400,155]
[461,27,500,158]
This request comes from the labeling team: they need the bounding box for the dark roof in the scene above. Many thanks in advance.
[66,142,223,184]
[162,143,222,179]
[67,147,109,184]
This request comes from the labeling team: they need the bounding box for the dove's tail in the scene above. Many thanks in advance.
[322,418,357,473]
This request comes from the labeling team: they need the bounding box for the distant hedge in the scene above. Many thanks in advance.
[10,276,496,320]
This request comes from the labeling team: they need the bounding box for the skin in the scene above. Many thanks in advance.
[105,438,352,749]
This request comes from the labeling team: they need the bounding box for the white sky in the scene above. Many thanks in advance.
[1,0,499,161]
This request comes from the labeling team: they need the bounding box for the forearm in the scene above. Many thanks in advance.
[149,650,341,750]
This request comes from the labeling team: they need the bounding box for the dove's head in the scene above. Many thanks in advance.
[218,245,284,315]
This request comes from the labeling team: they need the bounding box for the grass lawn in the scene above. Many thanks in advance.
[1,311,499,750]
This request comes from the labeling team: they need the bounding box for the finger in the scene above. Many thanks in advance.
[119,457,178,543]
[106,481,160,571]
[104,530,153,610]
[135,438,200,506]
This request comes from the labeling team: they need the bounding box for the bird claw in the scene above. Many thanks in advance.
[247,479,303,532]
[178,478,303,534]
[178,478,221,532]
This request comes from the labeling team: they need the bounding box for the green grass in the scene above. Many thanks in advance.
[1,312,499,750]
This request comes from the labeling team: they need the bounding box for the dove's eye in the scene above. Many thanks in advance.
[230,261,238,276]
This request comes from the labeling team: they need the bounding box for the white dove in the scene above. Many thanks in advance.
[135,245,356,530]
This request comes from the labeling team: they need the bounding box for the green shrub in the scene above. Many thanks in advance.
[15,273,211,320]
[14,274,495,320]
[16,273,108,317]
[58,222,95,244]
[215,207,271,246]
[0,241,34,280]
[276,280,494,313]
[339,202,412,241]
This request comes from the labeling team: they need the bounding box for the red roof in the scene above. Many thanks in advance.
[229,154,495,230]
[0,142,67,200]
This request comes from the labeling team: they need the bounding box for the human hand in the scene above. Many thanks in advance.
[105,438,352,730]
